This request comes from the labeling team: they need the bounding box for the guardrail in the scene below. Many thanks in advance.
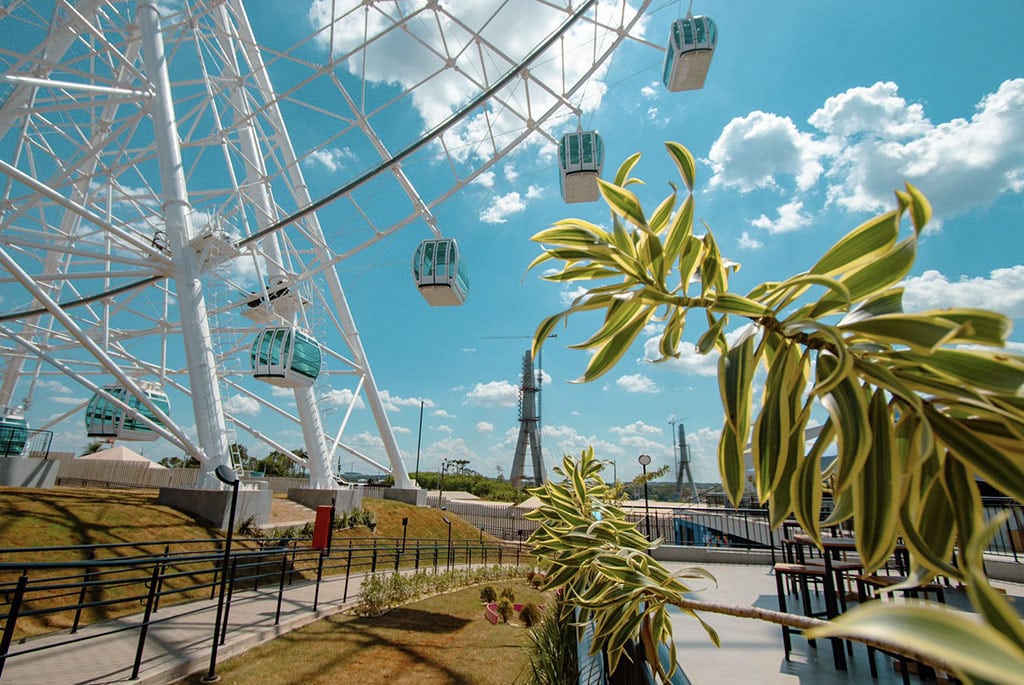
[0,535,523,683]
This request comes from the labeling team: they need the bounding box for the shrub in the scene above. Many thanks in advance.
[480,586,497,603]
[499,587,516,603]
[236,515,263,537]
[496,598,514,624]
[519,603,543,627]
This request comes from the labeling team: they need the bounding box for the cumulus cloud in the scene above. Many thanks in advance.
[433,424,454,433]
[750,199,812,234]
[640,82,658,99]
[223,394,260,416]
[684,426,723,482]
[480,191,528,223]
[320,388,365,409]
[473,171,496,188]
[465,380,519,407]
[303,146,357,172]
[709,79,1024,225]
[641,325,756,377]
[738,231,763,249]
[503,163,519,182]
[609,421,662,436]
[476,421,494,433]
[708,111,828,192]
[378,391,433,413]
[433,409,455,418]
[615,373,660,393]
[902,266,1024,318]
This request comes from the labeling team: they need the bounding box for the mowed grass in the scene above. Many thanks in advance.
[175,581,548,685]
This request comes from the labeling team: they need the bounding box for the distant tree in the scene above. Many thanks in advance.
[158,455,200,468]
[80,441,105,456]
[256,450,302,477]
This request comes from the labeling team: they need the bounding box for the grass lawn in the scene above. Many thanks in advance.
[175,581,548,685]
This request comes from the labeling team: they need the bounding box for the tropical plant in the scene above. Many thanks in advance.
[528,142,1024,683]
[519,603,544,628]
[480,585,498,603]
[496,597,515,624]
[499,587,516,603]
[526,592,579,685]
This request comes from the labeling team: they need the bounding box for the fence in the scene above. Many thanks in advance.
[0,534,524,683]
[53,460,312,494]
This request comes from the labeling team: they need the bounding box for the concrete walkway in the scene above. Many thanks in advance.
[3,569,370,685]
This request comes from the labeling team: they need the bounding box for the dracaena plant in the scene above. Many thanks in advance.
[527,142,1024,683]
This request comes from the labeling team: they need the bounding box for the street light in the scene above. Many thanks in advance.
[638,454,652,541]
[442,517,453,571]
[202,464,239,683]
[438,459,449,510]
[600,458,617,484]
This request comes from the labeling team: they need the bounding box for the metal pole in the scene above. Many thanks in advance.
[203,469,239,683]
[0,574,28,681]
[639,454,652,541]
[414,401,424,484]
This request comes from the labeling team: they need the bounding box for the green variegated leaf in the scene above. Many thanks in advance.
[662,195,694,275]
[791,419,832,543]
[599,179,647,229]
[899,348,1024,395]
[963,515,1024,651]
[579,308,653,382]
[718,424,746,505]
[851,357,923,412]
[613,152,643,187]
[817,353,871,495]
[928,408,1024,503]
[808,603,1024,684]
[853,389,899,572]
[665,141,696,192]
[753,342,801,502]
[898,485,962,581]
[839,313,962,353]
[658,309,686,359]
[569,300,645,351]
[678,234,704,292]
[920,308,1012,346]
[531,223,607,246]
[696,314,727,355]
[760,273,852,313]
[905,182,932,235]
[838,288,905,326]
[710,292,771,317]
[540,264,622,282]
[719,328,758,433]
[649,190,677,235]
[811,210,899,277]
[940,447,984,553]
[784,320,850,395]
[810,238,917,317]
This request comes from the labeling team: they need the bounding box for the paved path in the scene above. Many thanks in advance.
[3,569,370,685]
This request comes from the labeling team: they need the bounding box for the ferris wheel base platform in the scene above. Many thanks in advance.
[158,486,272,531]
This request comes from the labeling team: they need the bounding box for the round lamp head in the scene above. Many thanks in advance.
[214,464,238,485]
[638,454,652,466]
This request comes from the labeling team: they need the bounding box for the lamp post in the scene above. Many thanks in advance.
[600,458,617,484]
[414,400,424,484]
[442,517,452,571]
[638,454,652,541]
[202,464,239,683]
[401,516,409,554]
[437,458,449,510]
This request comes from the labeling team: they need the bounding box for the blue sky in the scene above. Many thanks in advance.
[10,1,1024,486]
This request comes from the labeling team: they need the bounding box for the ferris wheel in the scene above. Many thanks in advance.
[0,0,662,490]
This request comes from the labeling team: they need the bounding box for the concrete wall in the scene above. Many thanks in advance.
[158,486,272,530]
[287,487,362,512]
[383,487,427,506]
[0,457,59,488]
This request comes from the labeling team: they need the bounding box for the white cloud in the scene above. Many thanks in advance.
[684,426,723,482]
[223,394,260,416]
[423,437,478,463]
[710,79,1024,224]
[51,395,86,406]
[750,199,812,234]
[610,421,662,436]
[320,388,365,409]
[433,424,454,433]
[503,163,519,182]
[271,386,293,398]
[303,146,357,172]
[476,421,494,433]
[539,423,625,460]
[640,82,658,99]
[559,285,590,307]
[708,110,828,192]
[738,231,763,249]
[473,171,496,188]
[480,191,528,224]
[642,325,756,376]
[433,409,455,418]
[615,373,660,394]
[378,391,433,413]
[465,380,519,407]
[392,426,411,434]
[902,266,1024,318]
[525,184,543,200]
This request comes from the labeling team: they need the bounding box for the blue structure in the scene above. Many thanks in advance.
[0,407,28,456]
[85,384,170,441]
[413,238,469,306]
[251,327,322,387]
[558,131,604,203]
[662,15,717,92]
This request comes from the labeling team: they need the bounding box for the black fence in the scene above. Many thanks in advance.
[0,534,523,683]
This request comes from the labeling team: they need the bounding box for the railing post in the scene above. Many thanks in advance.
[0,573,28,683]
[71,550,97,634]
[343,545,353,603]
[219,558,239,646]
[394,541,401,572]
[371,541,378,574]
[414,545,421,571]
[313,551,326,611]
[433,543,439,573]
[154,545,170,613]
[130,561,163,680]
[274,553,287,625]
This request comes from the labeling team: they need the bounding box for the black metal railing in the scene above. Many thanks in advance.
[0,535,522,683]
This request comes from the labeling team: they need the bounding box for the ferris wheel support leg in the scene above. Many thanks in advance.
[139,2,230,490]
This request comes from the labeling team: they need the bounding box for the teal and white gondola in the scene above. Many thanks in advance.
[558,131,604,203]
[663,14,717,92]
[412,238,469,306]
[251,326,322,387]
[85,384,170,442]
[0,406,28,456]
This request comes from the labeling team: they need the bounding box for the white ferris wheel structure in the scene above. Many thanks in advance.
[0,0,668,490]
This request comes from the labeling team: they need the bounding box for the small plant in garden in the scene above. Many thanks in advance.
[499,587,516,603]
[519,603,543,628]
[480,585,497,603]
[235,515,263,537]
[496,598,514,624]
